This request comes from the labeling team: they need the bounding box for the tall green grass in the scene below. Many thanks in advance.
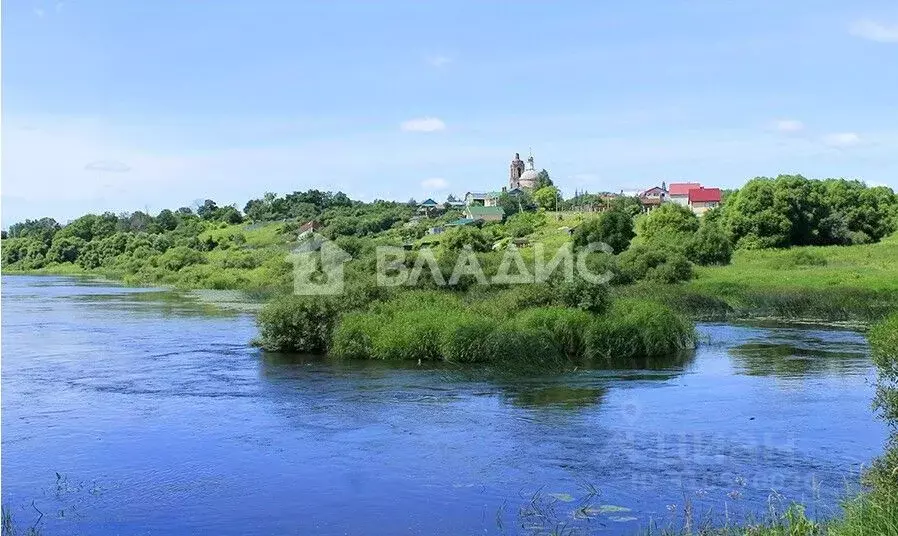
[586,299,696,359]
[324,291,696,365]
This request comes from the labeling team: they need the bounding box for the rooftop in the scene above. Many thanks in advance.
[688,187,721,203]
[669,182,702,196]
[466,205,505,218]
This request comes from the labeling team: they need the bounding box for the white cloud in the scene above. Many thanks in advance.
[400,117,446,132]
[426,55,452,68]
[823,132,862,148]
[773,119,804,133]
[849,20,898,43]
[421,177,448,190]
[85,160,132,173]
[33,7,45,17]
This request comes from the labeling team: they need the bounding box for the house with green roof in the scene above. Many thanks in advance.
[418,198,442,216]
[464,205,505,222]
[446,217,477,227]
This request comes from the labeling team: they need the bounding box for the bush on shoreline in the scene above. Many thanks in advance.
[256,296,342,353]
[866,312,898,495]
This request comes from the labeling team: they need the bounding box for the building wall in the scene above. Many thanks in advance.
[465,193,485,206]
[669,195,690,207]
[690,201,719,215]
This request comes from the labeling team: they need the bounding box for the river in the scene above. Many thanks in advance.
[0,275,887,535]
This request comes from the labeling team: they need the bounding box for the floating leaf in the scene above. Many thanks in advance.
[596,504,632,513]
[548,492,575,502]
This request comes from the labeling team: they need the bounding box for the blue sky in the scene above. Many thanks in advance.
[3,0,898,226]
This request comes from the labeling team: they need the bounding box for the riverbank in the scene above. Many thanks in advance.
[6,223,897,325]
[612,235,898,325]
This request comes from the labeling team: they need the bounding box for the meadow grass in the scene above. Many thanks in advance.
[617,235,898,322]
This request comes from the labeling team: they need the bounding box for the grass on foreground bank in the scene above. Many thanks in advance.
[636,492,898,535]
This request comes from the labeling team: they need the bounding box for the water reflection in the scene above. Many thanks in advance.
[730,333,870,378]
[258,349,696,413]
[70,289,254,318]
[503,385,607,410]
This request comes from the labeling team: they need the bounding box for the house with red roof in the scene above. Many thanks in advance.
[687,187,722,215]
[668,182,702,207]
[640,185,667,200]
[636,183,668,212]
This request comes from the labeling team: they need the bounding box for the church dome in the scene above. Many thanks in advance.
[518,169,540,186]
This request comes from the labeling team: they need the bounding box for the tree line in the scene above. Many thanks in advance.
[3,175,896,277]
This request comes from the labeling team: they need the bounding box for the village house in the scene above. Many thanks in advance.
[297,220,323,239]
[635,183,668,213]
[668,182,702,207]
[464,205,505,223]
[417,198,441,215]
[687,187,722,215]
[640,183,668,202]
[639,197,663,213]
[464,192,500,207]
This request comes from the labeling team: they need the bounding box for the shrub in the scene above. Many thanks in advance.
[217,251,263,270]
[578,251,620,283]
[158,246,205,272]
[46,236,87,264]
[644,255,693,283]
[573,211,635,254]
[441,226,492,252]
[489,283,561,313]
[866,313,898,494]
[557,278,612,314]
[617,245,693,284]
[342,278,393,310]
[635,203,699,244]
[434,249,499,291]
[256,296,341,353]
[504,211,546,238]
[685,222,733,265]
[334,235,369,259]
